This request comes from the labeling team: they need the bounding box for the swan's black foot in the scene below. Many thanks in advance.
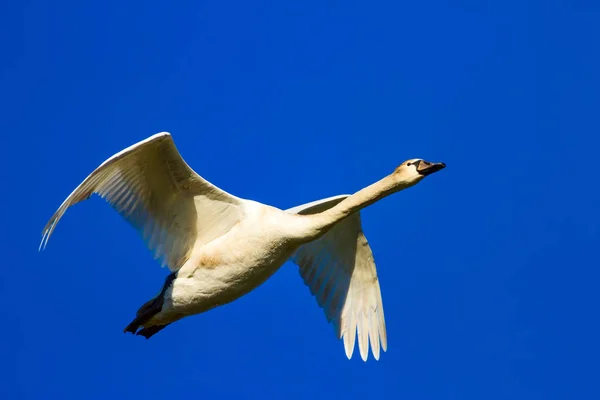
[136,324,170,339]
[123,273,176,337]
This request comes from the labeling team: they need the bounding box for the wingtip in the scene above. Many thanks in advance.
[38,231,48,252]
[371,338,381,361]
[39,218,58,251]
[381,339,388,353]
[343,334,355,360]
[342,328,386,362]
[359,346,369,362]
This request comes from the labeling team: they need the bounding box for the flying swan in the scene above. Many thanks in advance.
[39,132,445,361]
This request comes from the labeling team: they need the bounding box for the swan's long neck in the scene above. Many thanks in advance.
[298,174,414,241]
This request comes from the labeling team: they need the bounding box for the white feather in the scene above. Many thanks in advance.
[288,196,388,361]
[40,135,444,361]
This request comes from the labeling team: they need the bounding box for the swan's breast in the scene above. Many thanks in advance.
[168,204,300,313]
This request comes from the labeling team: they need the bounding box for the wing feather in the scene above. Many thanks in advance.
[287,195,387,361]
[40,132,244,271]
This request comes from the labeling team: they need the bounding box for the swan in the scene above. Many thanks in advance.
[39,132,445,361]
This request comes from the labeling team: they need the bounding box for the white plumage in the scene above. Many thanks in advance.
[287,196,386,360]
[40,132,445,361]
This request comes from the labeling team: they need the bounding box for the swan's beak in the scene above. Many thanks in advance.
[416,160,446,176]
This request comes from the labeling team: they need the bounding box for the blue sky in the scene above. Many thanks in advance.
[2,1,599,399]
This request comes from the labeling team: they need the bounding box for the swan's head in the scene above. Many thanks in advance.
[393,158,446,186]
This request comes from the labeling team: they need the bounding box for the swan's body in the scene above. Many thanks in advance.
[40,132,445,361]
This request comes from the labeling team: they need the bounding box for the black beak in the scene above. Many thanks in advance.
[416,160,446,176]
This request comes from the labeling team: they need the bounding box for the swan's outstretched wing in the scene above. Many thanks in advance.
[40,132,244,272]
[287,196,387,361]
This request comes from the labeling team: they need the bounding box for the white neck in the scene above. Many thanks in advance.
[295,173,418,242]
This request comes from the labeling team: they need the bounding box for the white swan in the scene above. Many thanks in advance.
[39,132,445,361]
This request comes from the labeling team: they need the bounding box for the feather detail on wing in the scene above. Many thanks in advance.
[40,132,244,271]
[287,196,387,361]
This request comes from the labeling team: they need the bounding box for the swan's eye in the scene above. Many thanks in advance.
[407,162,412,166]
